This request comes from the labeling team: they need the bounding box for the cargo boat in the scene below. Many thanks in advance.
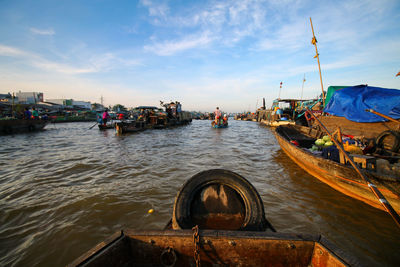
[0,118,48,134]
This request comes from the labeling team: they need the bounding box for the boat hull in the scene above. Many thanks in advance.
[98,124,114,130]
[68,229,350,267]
[0,119,48,135]
[274,125,400,213]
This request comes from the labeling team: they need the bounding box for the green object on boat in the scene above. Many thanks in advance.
[322,135,331,142]
[315,139,325,146]
[324,141,334,147]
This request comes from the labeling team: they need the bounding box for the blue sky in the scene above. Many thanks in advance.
[0,0,399,112]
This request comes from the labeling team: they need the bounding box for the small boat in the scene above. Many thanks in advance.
[0,118,48,135]
[69,169,353,266]
[273,124,400,213]
[98,123,115,130]
[211,120,228,128]
[258,98,316,127]
[115,120,146,134]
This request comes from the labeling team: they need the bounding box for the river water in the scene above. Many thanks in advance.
[0,120,399,266]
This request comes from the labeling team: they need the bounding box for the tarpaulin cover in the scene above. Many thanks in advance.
[324,86,349,108]
[324,85,400,122]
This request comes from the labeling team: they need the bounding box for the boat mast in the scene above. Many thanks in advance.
[12,92,15,117]
[310,17,325,106]
[278,81,282,99]
[300,74,306,101]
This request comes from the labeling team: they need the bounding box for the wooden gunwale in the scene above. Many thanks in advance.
[273,126,400,213]
[69,229,352,267]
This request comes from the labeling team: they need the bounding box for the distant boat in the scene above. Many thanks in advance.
[211,120,228,128]
[0,118,48,135]
[98,123,114,130]
[115,120,146,134]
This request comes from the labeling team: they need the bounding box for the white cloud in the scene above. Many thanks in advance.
[140,0,169,18]
[30,27,55,35]
[0,44,142,74]
[144,32,214,56]
[0,45,28,57]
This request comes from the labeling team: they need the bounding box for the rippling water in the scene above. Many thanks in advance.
[0,120,399,266]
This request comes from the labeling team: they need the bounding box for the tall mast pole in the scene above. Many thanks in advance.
[278,81,282,99]
[310,17,325,106]
[12,92,15,117]
[301,74,306,101]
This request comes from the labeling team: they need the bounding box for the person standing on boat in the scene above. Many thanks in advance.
[276,107,283,119]
[214,107,222,126]
[32,107,39,119]
[102,109,111,125]
[24,107,32,119]
[214,107,221,119]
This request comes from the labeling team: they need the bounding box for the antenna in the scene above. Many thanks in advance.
[301,74,306,100]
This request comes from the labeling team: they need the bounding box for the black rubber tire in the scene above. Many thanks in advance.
[172,169,268,231]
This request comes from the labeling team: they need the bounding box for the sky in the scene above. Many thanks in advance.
[0,0,399,113]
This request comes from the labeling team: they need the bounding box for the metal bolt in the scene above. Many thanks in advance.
[228,240,236,246]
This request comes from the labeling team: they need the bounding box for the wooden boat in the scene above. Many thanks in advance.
[98,123,115,130]
[273,124,400,213]
[69,229,350,267]
[115,121,146,134]
[257,98,316,126]
[0,118,48,134]
[211,121,228,128]
[69,169,353,267]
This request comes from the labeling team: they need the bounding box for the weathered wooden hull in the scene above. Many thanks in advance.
[98,124,114,130]
[274,125,400,213]
[0,119,48,135]
[314,115,400,139]
[212,123,228,128]
[115,121,146,134]
[68,229,351,267]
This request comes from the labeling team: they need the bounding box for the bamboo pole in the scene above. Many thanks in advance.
[310,18,325,107]
[306,108,400,228]
[366,109,400,125]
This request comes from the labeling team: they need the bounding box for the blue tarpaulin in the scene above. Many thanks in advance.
[324,85,400,122]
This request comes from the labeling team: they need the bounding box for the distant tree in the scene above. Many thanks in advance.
[91,103,104,110]
[112,104,127,112]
